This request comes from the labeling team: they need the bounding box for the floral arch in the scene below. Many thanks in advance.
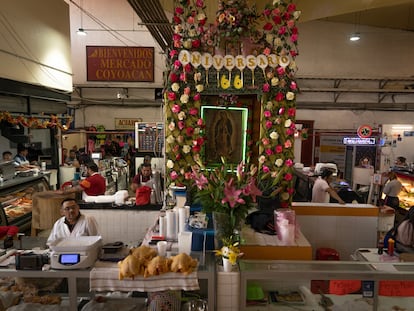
[164,0,300,208]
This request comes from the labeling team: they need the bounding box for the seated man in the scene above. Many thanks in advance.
[47,198,99,245]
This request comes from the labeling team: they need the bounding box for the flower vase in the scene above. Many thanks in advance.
[212,211,233,249]
[222,257,233,272]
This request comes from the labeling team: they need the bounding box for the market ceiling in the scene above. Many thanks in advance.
[127,0,414,53]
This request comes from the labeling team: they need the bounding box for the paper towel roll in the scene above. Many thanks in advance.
[184,205,190,220]
[178,207,187,233]
[166,209,176,241]
[159,215,166,238]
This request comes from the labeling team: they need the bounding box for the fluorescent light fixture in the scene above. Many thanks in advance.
[349,32,360,41]
[77,28,87,36]
[391,125,413,130]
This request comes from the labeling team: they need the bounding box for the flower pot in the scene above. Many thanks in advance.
[222,257,233,272]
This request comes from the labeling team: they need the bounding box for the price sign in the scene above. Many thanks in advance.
[329,280,361,295]
[379,281,414,296]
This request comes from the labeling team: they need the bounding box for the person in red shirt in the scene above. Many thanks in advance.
[59,162,106,197]
[0,225,18,248]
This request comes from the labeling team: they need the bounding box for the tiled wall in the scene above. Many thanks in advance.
[297,215,378,260]
[82,209,160,245]
[217,268,240,311]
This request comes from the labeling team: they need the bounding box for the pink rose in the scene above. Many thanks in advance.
[287,3,296,12]
[175,7,184,15]
[288,107,296,116]
[265,120,273,129]
[284,173,293,181]
[178,121,185,130]
[180,72,186,81]
[168,92,176,101]
[284,140,292,148]
[170,171,178,180]
[278,107,285,115]
[265,148,273,155]
[263,9,271,16]
[262,138,270,146]
[193,93,201,101]
[287,187,295,195]
[264,110,272,118]
[290,34,298,42]
[186,127,194,136]
[172,104,181,113]
[286,128,294,135]
[262,83,270,92]
[169,50,178,58]
[275,92,284,101]
[276,66,285,75]
[189,107,198,115]
[290,81,297,90]
[262,165,270,173]
[195,0,204,7]
[187,16,195,24]
[174,60,181,70]
[275,145,283,153]
[197,118,203,126]
[184,87,191,95]
[285,159,294,167]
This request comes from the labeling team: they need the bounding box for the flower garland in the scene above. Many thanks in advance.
[257,0,300,207]
[166,0,301,208]
[0,111,73,130]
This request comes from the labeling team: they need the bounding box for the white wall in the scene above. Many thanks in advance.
[67,3,414,128]
[0,0,72,92]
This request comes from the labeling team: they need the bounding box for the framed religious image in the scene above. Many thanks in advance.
[225,41,241,56]
[201,106,248,166]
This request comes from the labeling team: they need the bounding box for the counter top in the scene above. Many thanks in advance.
[292,202,379,216]
[78,202,162,210]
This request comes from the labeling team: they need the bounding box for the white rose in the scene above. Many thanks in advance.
[167,159,174,169]
[273,0,281,5]
[266,101,273,110]
[293,11,301,20]
[194,128,200,135]
[286,92,295,100]
[270,131,279,140]
[265,33,274,44]
[274,37,282,46]
[275,158,283,167]
[289,61,297,71]
[197,13,206,21]
[168,122,175,131]
[177,135,184,143]
[196,84,204,92]
[271,77,279,86]
[180,94,189,104]
[171,83,180,92]
[178,111,186,120]
[182,145,191,154]
[285,119,292,127]
[259,155,266,164]
[188,29,197,37]
[166,135,175,144]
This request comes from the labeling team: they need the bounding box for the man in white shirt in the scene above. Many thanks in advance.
[47,198,99,245]
[312,169,345,204]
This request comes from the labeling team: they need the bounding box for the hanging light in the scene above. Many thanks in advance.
[349,32,360,41]
[77,0,87,36]
[77,28,87,36]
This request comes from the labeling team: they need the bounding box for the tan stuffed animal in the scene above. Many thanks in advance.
[170,253,198,275]
[117,254,145,280]
[144,256,172,278]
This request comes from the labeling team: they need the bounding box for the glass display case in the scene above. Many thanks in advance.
[394,171,414,208]
[0,175,49,233]
[239,259,414,310]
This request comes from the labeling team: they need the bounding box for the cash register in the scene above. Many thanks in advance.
[49,236,102,269]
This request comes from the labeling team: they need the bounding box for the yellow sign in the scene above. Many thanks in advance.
[115,118,143,130]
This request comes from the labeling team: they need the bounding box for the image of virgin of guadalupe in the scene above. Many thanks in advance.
[205,109,243,164]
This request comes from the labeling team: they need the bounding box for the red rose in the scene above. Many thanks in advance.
[263,22,273,31]
[192,39,201,48]
[192,145,201,153]
[173,16,181,24]
[186,127,194,136]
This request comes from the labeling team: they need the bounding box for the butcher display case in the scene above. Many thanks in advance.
[0,175,49,233]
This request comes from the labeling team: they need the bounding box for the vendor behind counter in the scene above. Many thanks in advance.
[294,167,365,204]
